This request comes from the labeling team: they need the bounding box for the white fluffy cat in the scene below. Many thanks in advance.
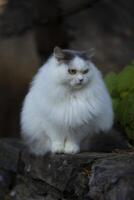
[21,47,113,155]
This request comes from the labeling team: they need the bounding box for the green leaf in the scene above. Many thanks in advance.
[104,72,118,97]
[117,65,134,93]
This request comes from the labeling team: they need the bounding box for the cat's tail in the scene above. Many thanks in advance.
[81,126,130,153]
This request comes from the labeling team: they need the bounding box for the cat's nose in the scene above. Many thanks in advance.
[79,78,83,83]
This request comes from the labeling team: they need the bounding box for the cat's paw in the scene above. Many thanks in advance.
[51,142,64,153]
[64,142,80,154]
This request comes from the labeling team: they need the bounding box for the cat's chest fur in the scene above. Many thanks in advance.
[43,89,94,128]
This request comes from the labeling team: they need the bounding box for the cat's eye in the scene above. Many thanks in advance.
[83,69,89,74]
[68,69,77,75]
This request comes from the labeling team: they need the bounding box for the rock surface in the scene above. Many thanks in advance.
[0,139,134,200]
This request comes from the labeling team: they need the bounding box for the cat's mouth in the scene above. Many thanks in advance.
[73,82,83,89]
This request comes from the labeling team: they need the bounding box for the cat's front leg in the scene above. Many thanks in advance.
[64,129,87,154]
[48,128,65,153]
[51,141,65,153]
[64,138,80,154]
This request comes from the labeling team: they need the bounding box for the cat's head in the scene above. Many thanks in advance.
[52,46,96,90]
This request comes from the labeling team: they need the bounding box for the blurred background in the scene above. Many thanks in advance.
[0,0,134,138]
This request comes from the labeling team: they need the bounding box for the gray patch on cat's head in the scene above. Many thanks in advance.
[53,46,90,64]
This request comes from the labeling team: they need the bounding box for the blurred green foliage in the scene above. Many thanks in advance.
[105,62,134,143]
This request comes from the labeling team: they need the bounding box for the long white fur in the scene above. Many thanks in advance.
[21,54,113,155]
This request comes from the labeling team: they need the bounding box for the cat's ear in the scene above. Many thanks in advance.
[54,46,65,61]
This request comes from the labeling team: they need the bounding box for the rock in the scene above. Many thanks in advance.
[0,139,23,172]
[88,153,134,200]
[0,139,24,200]
[0,138,134,200]
[21,152,98,192]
